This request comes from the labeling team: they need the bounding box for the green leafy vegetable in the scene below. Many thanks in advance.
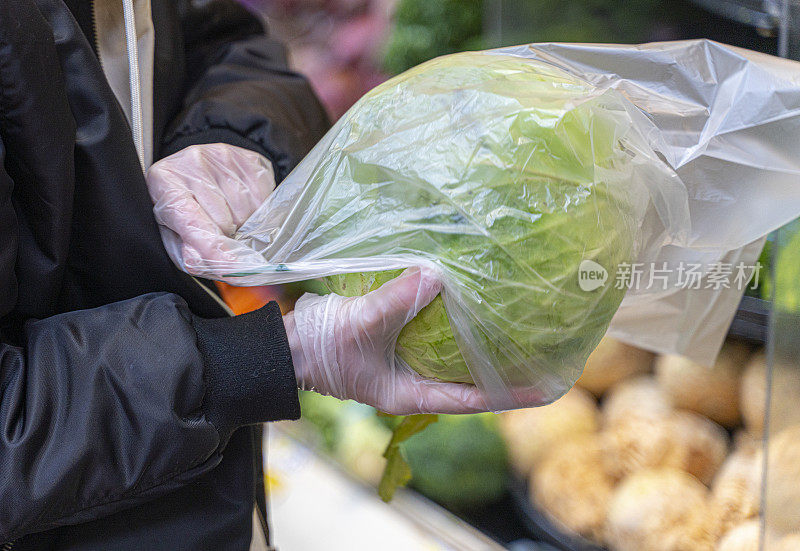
[401,414,508,509]
[322,53,639,387]
[378,414,438,501]
[753,238,772,300]
[297,390,346,452]
[382,0,660,76]
[382,0,484,75]
[774,226,800,313]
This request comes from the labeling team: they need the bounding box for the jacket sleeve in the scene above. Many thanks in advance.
[0,292,298,542]
[162,0,330,180]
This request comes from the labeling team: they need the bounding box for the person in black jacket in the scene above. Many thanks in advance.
[0,1,490,549]
[0,1,325,549]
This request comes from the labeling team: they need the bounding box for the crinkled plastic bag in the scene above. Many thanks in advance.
[155,40,800,409]
[519,41,800,364]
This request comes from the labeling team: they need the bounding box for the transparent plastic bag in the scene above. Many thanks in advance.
[152,41,800,409]
[520,41,800,364]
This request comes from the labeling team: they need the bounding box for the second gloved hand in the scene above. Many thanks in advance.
[284,267,489,415]
[146,143,276,275]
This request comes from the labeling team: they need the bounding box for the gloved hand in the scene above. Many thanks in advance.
[146,143,275,274]
[285,266,491,415]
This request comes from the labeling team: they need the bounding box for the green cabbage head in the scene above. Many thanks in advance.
[317,52,642,391]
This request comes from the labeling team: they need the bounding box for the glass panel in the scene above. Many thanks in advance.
[763,218,800,549]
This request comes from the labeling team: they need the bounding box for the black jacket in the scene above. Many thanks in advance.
[0,1,329,548]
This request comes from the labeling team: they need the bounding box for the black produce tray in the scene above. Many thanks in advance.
[727,295,770,344]
[507,477,606,551]
[449,490,534,546]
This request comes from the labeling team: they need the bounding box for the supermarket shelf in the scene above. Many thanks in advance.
[392,488,508,551]
[265,424,505,551]
[728,296,770,344]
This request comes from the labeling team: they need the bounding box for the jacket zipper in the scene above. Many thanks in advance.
[92,2,229,313]
[121,0,146,167]
[90,0,103,70]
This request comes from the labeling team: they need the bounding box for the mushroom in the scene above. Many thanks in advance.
[577,337,654,397]
[716,520,760,551]
[601,375,672,429]
[530,434,614,543]
[775,533,800,551]
[764,425,800,534]
[499,386,598,476]
[604,468,715,551]
[740,351,800,436]
[602,410,728,484]
[709,446,763,537]
[655,341,751,428]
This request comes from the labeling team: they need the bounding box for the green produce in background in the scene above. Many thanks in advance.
[754,238,772,301]
[297,390,346,452]
[383,0,484,75]
[401,413,509,510]
[383,0,659,75]
[296,393,509,508]
[298,391,393,485]
[774,225,800,313]
[484,0,660,47]
[335,411,393,486]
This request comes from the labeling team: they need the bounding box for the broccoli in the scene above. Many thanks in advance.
[401,414,509,510]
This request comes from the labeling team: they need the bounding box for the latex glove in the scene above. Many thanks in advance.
[146,143,275,274]
[284,267,492,415]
